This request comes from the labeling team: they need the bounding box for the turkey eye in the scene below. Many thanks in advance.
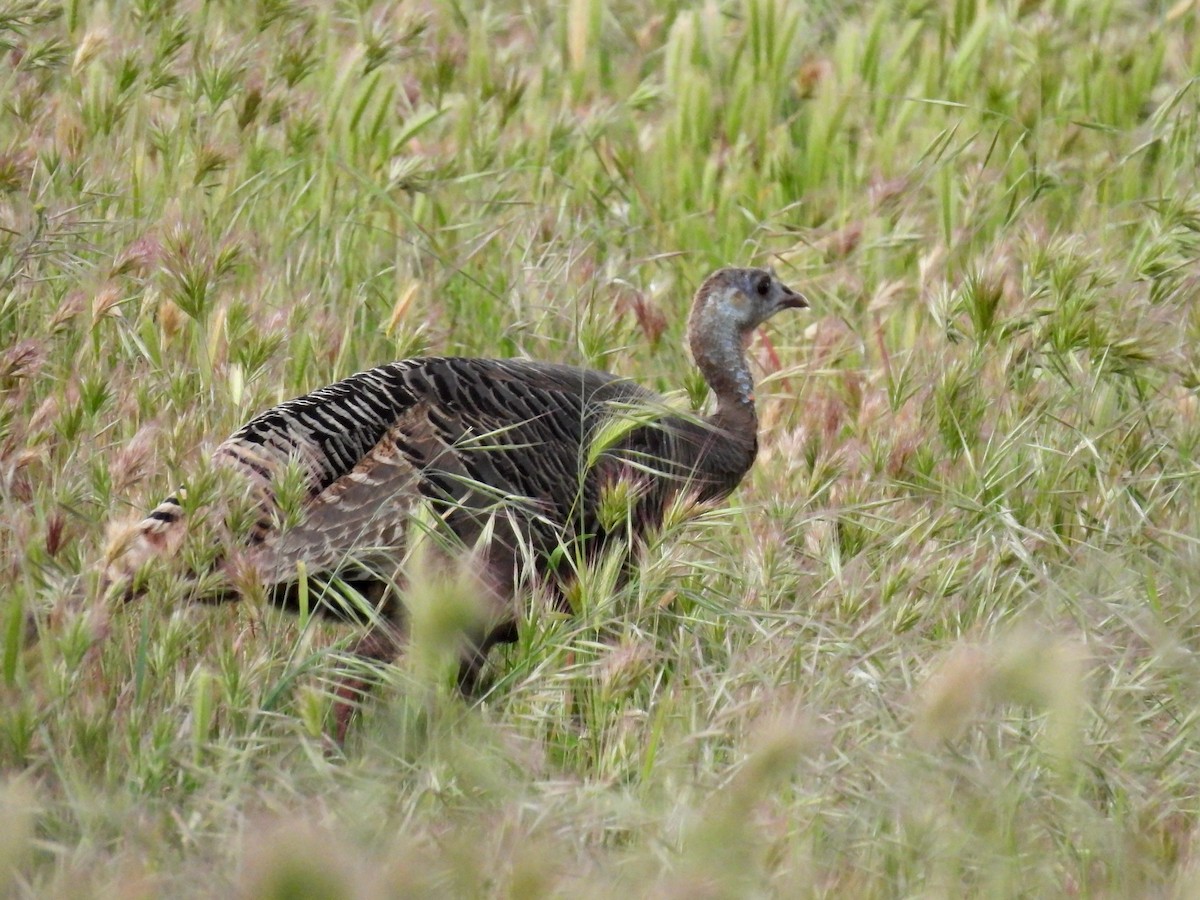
[755,276,771,296]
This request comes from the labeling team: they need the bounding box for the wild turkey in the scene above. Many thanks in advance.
[106,266,807,726]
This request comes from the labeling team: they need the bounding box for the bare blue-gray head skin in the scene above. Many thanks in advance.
[686,266,808,421]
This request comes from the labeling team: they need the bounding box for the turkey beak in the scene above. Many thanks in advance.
[779,284,809,309]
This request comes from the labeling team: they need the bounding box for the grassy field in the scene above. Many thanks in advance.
[3,0,1200,894]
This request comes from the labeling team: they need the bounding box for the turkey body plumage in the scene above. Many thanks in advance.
[210,356,751,598]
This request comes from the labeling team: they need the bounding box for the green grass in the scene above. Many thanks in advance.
[4,0,1200,894]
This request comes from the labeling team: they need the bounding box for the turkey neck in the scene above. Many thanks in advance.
[687,312,760,473]
[699,340,758,439]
